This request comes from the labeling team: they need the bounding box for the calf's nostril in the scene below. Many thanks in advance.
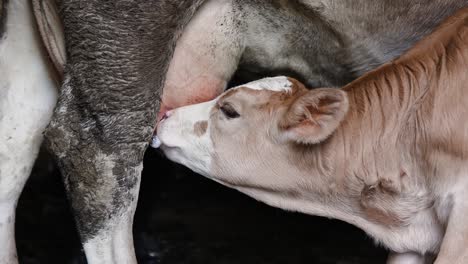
[161,110,173,122]
[157,105,174,123]
[165,110,173,118]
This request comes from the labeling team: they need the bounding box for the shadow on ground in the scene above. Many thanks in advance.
[16,147,388,264]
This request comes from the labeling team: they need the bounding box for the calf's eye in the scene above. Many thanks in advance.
[220,103,240,119]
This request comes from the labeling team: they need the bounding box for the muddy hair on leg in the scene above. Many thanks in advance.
[44,0,206,262]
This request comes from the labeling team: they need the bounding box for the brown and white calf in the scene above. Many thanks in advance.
[156,8,468,264]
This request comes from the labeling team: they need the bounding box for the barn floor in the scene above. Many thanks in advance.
[16,147,388,264]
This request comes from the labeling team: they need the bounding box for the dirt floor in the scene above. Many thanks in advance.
[16,147,388,264]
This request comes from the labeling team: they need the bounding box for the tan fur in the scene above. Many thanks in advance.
[215,9,467,258]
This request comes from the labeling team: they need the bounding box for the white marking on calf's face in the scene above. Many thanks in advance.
[157,99,216,177]
[235,76,292,92]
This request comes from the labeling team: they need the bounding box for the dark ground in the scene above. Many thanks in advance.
[16,147,388,264]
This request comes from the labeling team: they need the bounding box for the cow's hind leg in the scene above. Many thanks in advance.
[44,1,205,263]
[0,0,58,263]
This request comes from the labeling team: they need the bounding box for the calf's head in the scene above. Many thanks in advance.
[157,76,349,199]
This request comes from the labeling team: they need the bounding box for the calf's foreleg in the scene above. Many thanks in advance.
[434,192,468,264]
[387,252,434,264]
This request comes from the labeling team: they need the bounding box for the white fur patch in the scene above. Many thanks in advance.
[157,100,216,177]
[83,212,137,264]
[387,252,428,264]
[237,76,292,92]
[0,202,17,263]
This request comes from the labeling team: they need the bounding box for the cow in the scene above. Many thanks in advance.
[1,0,467,263]
[155,7,468,264]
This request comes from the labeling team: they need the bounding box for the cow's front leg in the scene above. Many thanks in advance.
[433,192,468,264]
[44,0,205,263]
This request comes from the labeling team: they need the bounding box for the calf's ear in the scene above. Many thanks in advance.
[278,88,349,144]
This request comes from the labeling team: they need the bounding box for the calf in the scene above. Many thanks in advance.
[156,8,468,263]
